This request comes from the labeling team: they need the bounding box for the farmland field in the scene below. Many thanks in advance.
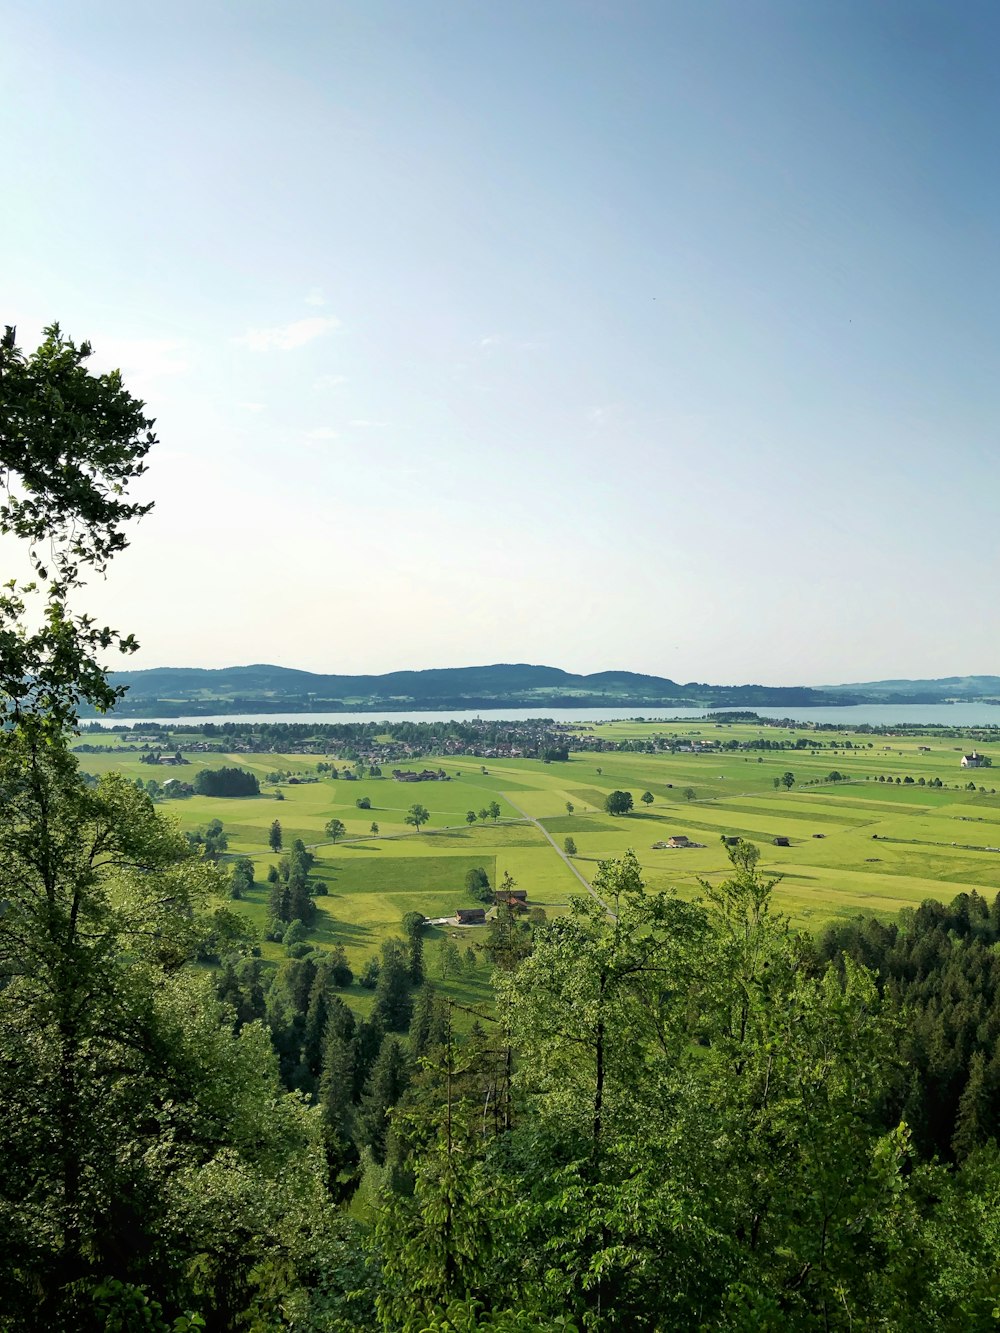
[77,718,1000,1009]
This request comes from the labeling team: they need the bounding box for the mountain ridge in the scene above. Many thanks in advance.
[77,661,1000,717]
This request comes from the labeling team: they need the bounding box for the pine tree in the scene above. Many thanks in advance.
[373,939,413,1031]
[953,1050,992,1160]
[357,1035,410,1163]
[409,932,425,986]
[353,1012,386,1100]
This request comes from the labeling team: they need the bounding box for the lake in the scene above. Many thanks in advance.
[85,703,1000,729]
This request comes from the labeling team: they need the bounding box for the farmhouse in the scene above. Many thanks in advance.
[665,835,705,849]
[962,752,987,768]
[493,895,529,913]
[494,888,527,903]
[455,907,486,925]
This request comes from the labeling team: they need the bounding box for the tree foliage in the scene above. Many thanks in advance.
[603,789,633,816]
[192,766,260,797]
[0,324,156,728]
[405,803,430,832]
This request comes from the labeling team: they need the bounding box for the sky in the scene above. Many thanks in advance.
[4,0,999,686]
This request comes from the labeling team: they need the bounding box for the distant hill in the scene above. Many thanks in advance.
[822,676,1000,704]
[81,662,860,717]
[78,663,1000,718]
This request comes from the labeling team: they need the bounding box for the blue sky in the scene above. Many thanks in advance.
[4,1,999,684]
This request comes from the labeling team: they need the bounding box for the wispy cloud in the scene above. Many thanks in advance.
[314,373,348,390]
[239,401,266,413]
[349,418,386,429]
[305,426,339,441]
[234,316,340,351]
[304,287,326,307]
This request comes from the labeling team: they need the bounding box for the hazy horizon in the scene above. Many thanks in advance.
[6,1,999,686]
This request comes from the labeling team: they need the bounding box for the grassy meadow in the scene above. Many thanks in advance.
[77,718,1000,1009]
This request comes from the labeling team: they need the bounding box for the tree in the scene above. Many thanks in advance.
[356,796,371,809]
[229,855,254,900]
[202,817,228,858]
[359,958,380,989]
[488,801,501,823]
[192,766,260,797]
[370,821,380,837]
[0,326,373,1328]
[604,790,634,816]
[373,939,414,1031]
[782,770,796,790]
[402,912,428,985]
[479,846,912,1329]
[325,817,347,843]
[465,866,492,902]
[484,873,532,971]
[564,836,577,856]
[565,801,575,816]
[466,810,477,825]
[405,804,430,832]
[641,791,654,806]
[357,1035,410,1165]
[0,737,354,1327]
[0,324,155,730]
[269,819,283,853]
[683,786,696,801]
[477,807,489,823]
[438,939,462,980]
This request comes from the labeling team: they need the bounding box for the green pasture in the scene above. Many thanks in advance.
[81,719,1000,1005]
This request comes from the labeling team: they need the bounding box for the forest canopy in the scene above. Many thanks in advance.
[192,765,261,797]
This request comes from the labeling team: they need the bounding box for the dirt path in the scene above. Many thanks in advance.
[501,794,613,916]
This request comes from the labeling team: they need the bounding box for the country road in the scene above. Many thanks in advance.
[306,800,614,915]
[501,794,613,916]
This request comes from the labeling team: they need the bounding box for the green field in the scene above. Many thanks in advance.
[78,719,1000,1002]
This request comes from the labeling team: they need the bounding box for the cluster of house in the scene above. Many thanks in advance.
[454,887,529,926]
[653,832,793,850]
[391,768,451,782]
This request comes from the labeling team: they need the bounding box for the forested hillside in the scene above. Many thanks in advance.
[92,662,849,716]
[87,665,1000,719]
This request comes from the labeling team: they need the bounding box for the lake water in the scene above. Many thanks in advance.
[85,703,1000,729]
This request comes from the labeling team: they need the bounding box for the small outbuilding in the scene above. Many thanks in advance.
[773,836,791,847]
[455,907,487,926]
